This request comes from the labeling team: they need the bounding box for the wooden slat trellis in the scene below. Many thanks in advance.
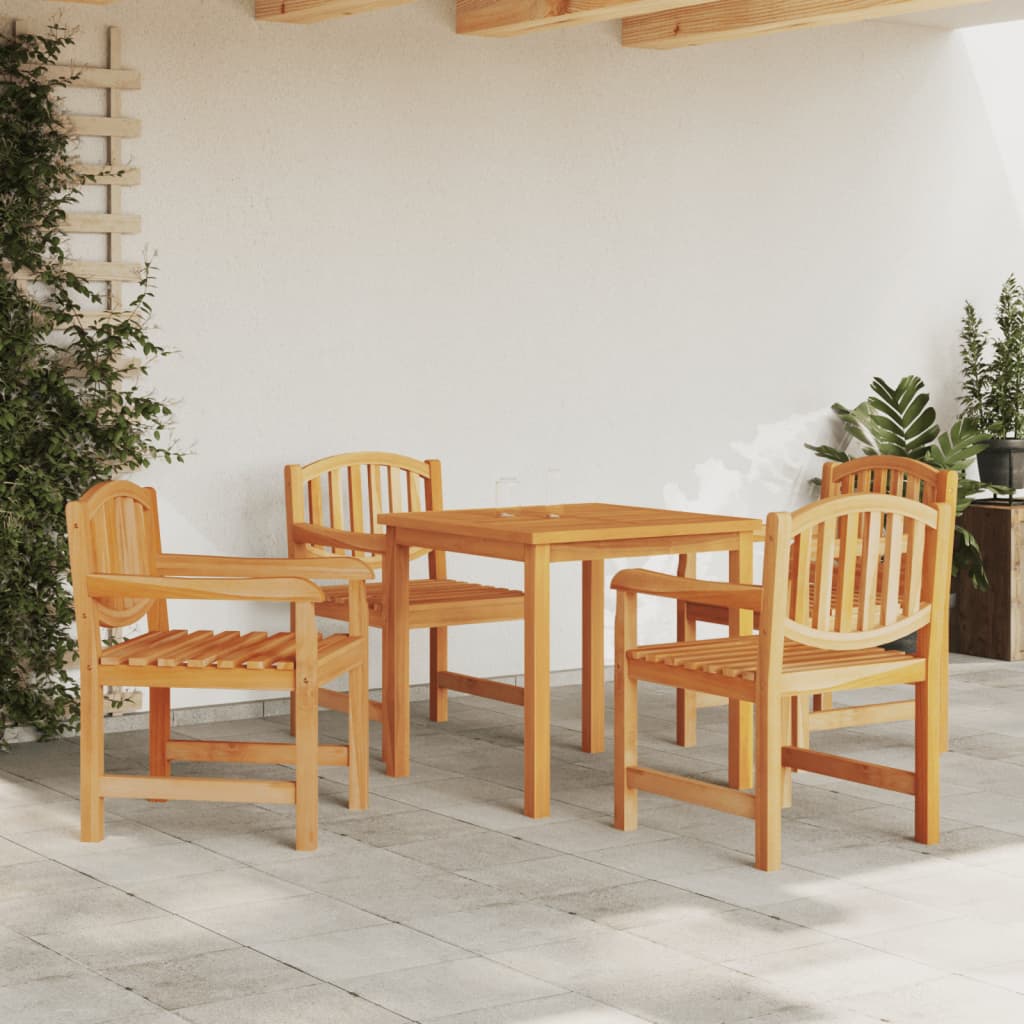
[15,22,142,314]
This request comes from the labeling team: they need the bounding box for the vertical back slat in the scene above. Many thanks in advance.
[348,466,365,534]
[408,472,422,512]
[368,464,383,533]
[813,519,837,631]
[858,510,883,630]
[834,512,859,632]
[307,477,326,553]
[791,532,812,624]
[388,466,403,515]
[881,513,905,625]
[905,517,925,614]
[328,469,344,531]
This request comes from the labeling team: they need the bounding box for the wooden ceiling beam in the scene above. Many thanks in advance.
[621,0,988,48]
[457,0,713,37]
[255,0,414,23]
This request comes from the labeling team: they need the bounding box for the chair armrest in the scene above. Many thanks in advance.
[155,553,373,581]
[610,569,762,612]
[290,524,388,553]
[87,573,325,603]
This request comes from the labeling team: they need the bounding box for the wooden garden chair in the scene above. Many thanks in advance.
[674,457,957,759]
[67,481,372,852]
[613,488,956,870]
[284,452,525,771]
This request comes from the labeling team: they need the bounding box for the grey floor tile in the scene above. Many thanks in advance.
[843,974,1024,1022]
[0,933,85,987]
[543,879,718,930]
[408,901,606,954]
[174,983,407,1023]
[35,915,234,971]
[347,957,564,1020]
[109,946,311,1011]
[125,867,309,914]
[0,835,42,867]
[184,893,384,944]
[460,853,639,898]
[257,921,469,985]
[327,808,482,848]
[0,972,158,1023]
[431,992,649,1023]
[1,886,162,939]
[390,830,552,872]
[581,962,795,1024]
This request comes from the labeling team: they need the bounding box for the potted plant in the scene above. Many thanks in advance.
[959,275,1024,492]
[807,375,992,589]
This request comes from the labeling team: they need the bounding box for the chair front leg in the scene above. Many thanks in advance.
[614,590,639,831]
[293,602,319,852]
[347,656,370,811]
[80,657,105,842]
[754,692,783,871]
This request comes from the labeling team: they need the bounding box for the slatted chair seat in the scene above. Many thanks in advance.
[613,485,956,870]
[285,452,528,773]
[630,636,921,686]
[67,481,373,852]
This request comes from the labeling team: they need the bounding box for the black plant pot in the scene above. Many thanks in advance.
[977,438,1024,495]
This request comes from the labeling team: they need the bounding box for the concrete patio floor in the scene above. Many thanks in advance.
[2,655,1024,1022]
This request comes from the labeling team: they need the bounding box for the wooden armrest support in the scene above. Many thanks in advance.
[87,573,325,602]
[156,553,373,581]
[610,569,762,612]
[290,524,388,553]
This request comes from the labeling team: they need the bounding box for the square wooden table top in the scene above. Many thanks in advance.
[378,502,761,546]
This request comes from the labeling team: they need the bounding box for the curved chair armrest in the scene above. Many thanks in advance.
[155,553,373,581]
[610,569,762,612]
[87,573,325,603]
[290,524,388,554]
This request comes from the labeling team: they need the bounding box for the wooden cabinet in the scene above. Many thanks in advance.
[951,501,1024,661]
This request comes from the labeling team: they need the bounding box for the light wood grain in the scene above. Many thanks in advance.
[457,0,711,37]
[621,0,985,49]
[66,480,371,851]
[255,0,414,22]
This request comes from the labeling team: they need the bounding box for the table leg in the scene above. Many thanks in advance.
[728,534,755,791]
[384,530,411,777]
[675,551,698,747]
[581,559,605,754]
[524,545,551,818]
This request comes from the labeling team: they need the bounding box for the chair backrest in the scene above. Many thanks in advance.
[760,487,956,659]
[66,480,163,629]
[823,455,956,507]
[284,452,442,570]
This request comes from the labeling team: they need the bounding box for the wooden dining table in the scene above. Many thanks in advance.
[378,502,762,818]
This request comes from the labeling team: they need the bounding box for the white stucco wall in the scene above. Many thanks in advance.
[5,1,1023,707]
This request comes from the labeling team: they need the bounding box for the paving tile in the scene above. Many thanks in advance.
[183,893,383,944]
[0,835,42,867]
[580,962,795,1023]
[408,901,606,954]
[724,937,941,1002]
[492,929,704,988]
[13,820,184,863]
[0,972,157,1023]
[174,983,406,1023]
[327,808,482,847]
[543,879,718,930]
[390,830,553,871]
[460,852,639,898]
[258,921,469,984]
[0,933,84,987]
[855,914,1024,971]
[1,885,161,939]
[125,867,309,914]
[431,992,649,1023]
[630,904,824,963]
[581,834,745,880]
[109,946,310,1011]
[347,957,564,1020]
[35,915,234,970]
[843,974,1024,1022]
[501,817,674,854]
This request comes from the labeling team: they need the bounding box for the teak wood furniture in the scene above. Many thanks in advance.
[952,500,1024,661]
[284,453,526,768]
[378,502,762,817]
[67,481,372,851]
[675,457,957,752]
[613,490,956,870]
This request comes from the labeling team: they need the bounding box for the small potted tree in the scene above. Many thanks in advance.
[960,275,1024,493]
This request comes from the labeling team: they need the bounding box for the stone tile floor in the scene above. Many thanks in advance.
[2,655,1024,1022]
